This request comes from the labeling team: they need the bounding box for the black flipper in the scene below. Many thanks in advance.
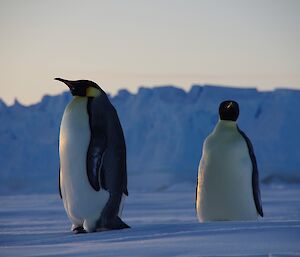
[59,133,62,199]
[88,95,129,196]
[59,165,62,199]
[237,126,264,217]
[195,177,198,210]
[72,226,87,234]
[86,97,107,191]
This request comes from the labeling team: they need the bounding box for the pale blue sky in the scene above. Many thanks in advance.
[0,0,299,105]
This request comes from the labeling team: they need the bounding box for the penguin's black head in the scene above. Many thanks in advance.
[219,100,239,121]
[55,78,101,96]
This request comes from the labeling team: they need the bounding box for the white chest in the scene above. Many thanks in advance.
[60,97,90,181]
[197,123,257,221]
[59,97,109,222]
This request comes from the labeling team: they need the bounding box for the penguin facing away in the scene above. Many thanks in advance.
[196,100,263,221]
[56,78,130,233]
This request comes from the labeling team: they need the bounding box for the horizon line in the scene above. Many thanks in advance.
[1,83,299,108]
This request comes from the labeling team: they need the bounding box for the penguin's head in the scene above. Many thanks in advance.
[55,78,102,97]
[219,100,239,121]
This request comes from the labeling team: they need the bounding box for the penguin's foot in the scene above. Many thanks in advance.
[72,226,87,234]
[111,216,130,230]
[97,216,130,231]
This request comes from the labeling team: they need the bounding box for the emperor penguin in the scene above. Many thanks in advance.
[196,100,263,221]
[56,78,130,233]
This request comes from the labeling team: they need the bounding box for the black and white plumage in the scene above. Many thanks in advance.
[196,100,263,221]
[56,78,129,233]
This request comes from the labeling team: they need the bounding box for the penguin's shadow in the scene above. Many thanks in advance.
[0,222,201,247]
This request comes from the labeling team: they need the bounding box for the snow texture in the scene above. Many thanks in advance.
[0,185,300,256]
[0,85,300,195]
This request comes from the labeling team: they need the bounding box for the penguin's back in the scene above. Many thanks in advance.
[196,122,257,221]
[59,97,109,222]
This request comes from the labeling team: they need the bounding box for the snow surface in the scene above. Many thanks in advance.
[0,185,300,257]
[1,85,300,195]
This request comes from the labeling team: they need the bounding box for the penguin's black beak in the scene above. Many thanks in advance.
[55,78,72,88]
[55,78,86,96]
[226,102,233,109]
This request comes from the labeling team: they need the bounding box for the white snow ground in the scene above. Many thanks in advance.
[0,185,300,257]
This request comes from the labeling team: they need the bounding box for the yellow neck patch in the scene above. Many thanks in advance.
[86,87,101,97]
